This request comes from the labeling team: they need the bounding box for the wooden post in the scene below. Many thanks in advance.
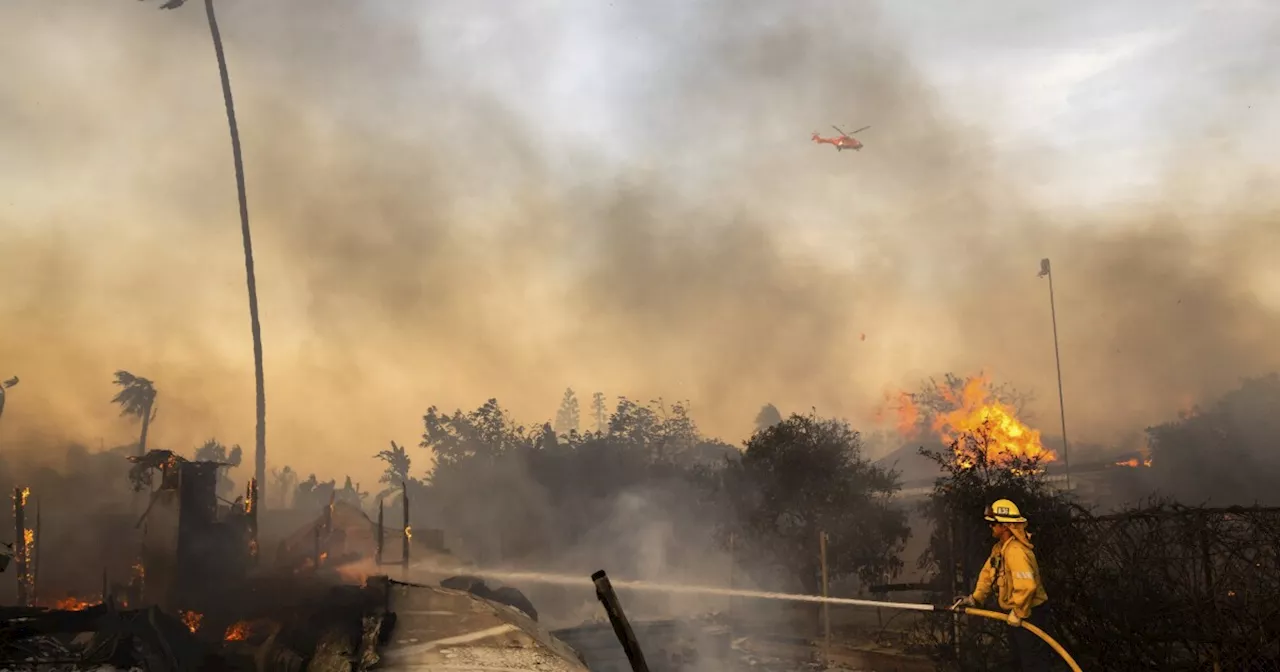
[727,531,735,624]
[32,496,41,604]
[314,525,322,570]
[401,483,410,576]
[13,488,28,607]
[375,499,384,566]
[820,530,830,665]
[247,477,259,563]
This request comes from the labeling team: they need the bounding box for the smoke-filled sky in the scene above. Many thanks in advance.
[1,0,1278,488]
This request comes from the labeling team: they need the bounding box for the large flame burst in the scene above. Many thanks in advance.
[893,374,1057,469]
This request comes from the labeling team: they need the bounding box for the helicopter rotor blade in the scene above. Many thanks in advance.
[831,125,847,136]
[849,125,870,135]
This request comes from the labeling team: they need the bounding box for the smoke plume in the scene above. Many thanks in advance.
[1,0,1277,490]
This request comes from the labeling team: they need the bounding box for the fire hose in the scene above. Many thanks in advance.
[806,596,1082,672]
[591,570,1082,672]
[958,606,1082,672]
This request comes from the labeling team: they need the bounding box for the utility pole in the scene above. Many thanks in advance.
[1038,258,1071,490]
[727,532,735,624]
[820,531,831,665]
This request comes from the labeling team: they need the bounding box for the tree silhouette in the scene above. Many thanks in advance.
[712,413,908,594]
[553,388,580,436]
[591,392,607,434]
[145,0,268,508]
[111,371,157,457]
[271,465,298,508]
[194,438,243,497]
[374,440,413,501]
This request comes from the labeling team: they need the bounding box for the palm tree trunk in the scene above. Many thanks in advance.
[204,0,267,509]
[138,403,152,456]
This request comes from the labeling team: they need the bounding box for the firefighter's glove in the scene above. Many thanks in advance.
[1006,611,1022,627]
[951,595,975,610]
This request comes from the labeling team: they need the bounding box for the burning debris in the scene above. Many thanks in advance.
[180,609,203,633]
[223,619,252,641]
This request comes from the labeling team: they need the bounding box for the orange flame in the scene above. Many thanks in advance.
[405,525,413,540]
[932,376,1056,467]
[892,392,920,436]
[180,610,203,633]
[20,487,30,507]
[1115,457,1153,468]
[52,597,96,611]
[224,621,252,641]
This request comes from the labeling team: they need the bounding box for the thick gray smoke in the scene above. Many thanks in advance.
[0,0,1277,491]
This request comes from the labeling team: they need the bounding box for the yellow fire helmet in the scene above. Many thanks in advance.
[984,498,1027,524]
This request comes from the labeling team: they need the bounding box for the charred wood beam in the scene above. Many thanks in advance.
[248,476,260,562]
[592,570,651,672]
[32,496,40,603]
[401,484,410,570]
[376,500,384,566]
[13,487,29,607]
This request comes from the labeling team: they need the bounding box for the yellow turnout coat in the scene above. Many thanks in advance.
[970,536,1048,619]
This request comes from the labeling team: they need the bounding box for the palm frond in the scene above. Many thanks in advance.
[111,370,157,418]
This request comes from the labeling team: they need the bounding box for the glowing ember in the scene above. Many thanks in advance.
[1115,457,1153,468]
[224,621,252,641]
[180,610,203,633]
[132,562,146,579]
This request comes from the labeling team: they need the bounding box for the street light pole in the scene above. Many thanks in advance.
[1038,259,1071,491]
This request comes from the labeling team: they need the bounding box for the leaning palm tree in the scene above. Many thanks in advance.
[146,0,267,505]
[111,371,158,456]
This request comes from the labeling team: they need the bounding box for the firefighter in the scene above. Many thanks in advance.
[953,499,1057,671]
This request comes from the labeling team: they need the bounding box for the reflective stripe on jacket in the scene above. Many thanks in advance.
[970,537,1048,619]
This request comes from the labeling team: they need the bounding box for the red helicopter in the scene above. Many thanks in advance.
[812,125,870,152]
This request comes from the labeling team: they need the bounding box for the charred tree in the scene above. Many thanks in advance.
[401,484,410,571]
[32,496,40,604]
[13,488,29,606]
[376,499,384,566]
[246,477,259,563]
